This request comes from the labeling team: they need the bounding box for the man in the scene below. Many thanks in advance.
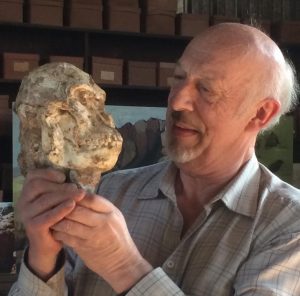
[9,23,300,295]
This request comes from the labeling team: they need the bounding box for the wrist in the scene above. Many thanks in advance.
[27,247,64,281]
[105,257,153,293]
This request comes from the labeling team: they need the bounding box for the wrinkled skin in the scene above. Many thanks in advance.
[15,62,123,192]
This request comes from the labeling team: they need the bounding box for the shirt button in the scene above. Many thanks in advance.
[166,260,175,269]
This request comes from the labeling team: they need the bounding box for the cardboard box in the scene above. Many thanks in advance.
[158,62,175,87]
[25,0,64,26]
[176,13,209,37]
[140,0,177,12]
[92,57,123,85]
[65,2,103,29]
[0,95,10,110]
[0,0,23,22]
[105,6,140,32]
[272,21,300,44]
[210,15,240,26]
[127,61,156,86]
[3,53,39,80]
[144,10,176,35]
[49,56,84,70]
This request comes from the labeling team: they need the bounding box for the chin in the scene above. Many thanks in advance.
[165,142,203,164]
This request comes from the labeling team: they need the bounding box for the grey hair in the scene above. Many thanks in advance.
[262,56,299,131]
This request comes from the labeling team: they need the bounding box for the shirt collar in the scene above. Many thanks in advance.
[137,155,261,218]
[218,154,261,218]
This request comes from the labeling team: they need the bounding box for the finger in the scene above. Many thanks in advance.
[52,230,85,249]
[77,194,114,214]
[31,189,86,219]
[22,181,83,203]
[31,199,76,229]
[51,219,92,239]
[65,205,100,227]
[25,168,66,185]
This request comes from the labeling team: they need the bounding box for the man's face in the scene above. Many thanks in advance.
[165,37,254,167]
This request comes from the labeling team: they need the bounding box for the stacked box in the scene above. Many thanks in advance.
[105,7,140,32]
[92,57,123,85]
[65,0,103,29]
[158,62,175,87]
[141,0,177,35]
[127,61,156,86]
[0,95,10,110]
[256,115,294,183]
[0,0,23,22]
[3,53,39,80]
[25,0,64,26]
[49,55,84,70]
[176,13,209,37]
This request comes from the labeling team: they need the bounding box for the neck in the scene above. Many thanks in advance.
[175,147,254,205]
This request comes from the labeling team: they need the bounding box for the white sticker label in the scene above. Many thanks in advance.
[100,71,115,81]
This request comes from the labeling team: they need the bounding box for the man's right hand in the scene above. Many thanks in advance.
[17,168,85,280]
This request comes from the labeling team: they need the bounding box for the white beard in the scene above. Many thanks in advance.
[164,128,204,163]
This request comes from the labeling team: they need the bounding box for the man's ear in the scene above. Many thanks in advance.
[246,98,281,131]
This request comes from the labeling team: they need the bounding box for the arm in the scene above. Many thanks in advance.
[8,168,85,296]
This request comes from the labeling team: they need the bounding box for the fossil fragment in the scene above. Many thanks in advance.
[15,62,123,192]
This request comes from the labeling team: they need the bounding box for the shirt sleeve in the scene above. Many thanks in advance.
[8,250,68,296]
[234,231,300,296]
[126,267,185,296]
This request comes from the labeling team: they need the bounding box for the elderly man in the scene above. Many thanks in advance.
[9,23,300,295]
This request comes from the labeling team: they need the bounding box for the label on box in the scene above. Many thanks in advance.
[13,61,30,72]
[100,71,115,81]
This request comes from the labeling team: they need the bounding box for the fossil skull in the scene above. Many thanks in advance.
[15,62,123,192]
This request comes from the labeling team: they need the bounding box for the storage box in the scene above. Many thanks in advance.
[25,0,63,26]
[105,6,140,32]
[210,15,240,26]
[0,95,10,110]
[3,53,40,80]
[140,0,177,12]
[176,13,209,37]
[92,57,123,85]
[127,61,156,86]
[272,21,300,44]
[49,56,84,69]
[65,2,103,29]
[0,0,23,22]
[158,62,175,87]
[144,10,176,35]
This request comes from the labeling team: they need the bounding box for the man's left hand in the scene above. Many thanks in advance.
[51,193,153,293]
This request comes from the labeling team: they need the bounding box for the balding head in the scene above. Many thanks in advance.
[183,23,298,129]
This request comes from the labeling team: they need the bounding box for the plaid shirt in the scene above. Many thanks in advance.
[9,155,300,296]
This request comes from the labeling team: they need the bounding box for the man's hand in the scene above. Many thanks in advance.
[51,194,153,293]
[17,168,85,280]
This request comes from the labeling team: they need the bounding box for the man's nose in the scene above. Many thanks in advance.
[168,81,195,112]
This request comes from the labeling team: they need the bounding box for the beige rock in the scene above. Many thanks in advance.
[15,62,123,192]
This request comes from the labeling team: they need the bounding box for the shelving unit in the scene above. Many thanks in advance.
[0,21,191,106]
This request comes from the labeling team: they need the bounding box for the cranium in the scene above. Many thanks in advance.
[15,62,123,192]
